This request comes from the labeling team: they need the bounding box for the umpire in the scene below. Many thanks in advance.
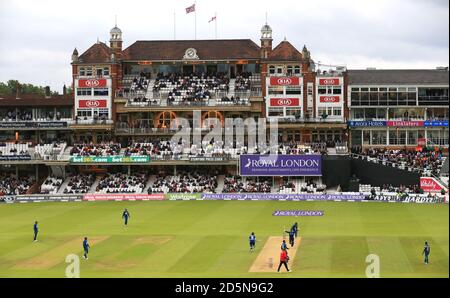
[277,249,291,272]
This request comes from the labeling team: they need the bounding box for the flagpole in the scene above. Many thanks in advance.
[194,1,197,40]
[174,10,176,40]
[215,12,217,39]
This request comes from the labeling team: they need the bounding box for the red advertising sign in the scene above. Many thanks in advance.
[420,177,447,193]
[387,121,424,127]
[270,98,300,107]
[418,138,427,146]
[269,77,300,86]
[83,194,165,201]
[78,100,107,108]
[78,79,107,88]
[319,96,340,103]
[319,78,341,85]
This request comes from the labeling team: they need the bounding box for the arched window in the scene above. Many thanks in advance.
[154,111,177,129]
[202,111,224,129]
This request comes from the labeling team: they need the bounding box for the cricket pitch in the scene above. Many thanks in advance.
[249,236,302,272]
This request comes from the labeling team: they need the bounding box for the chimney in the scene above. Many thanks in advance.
[45,86,51,98]
[15,83,21,99]
[63,84,67,96]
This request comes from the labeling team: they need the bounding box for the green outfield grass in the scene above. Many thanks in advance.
[0,200,447,278]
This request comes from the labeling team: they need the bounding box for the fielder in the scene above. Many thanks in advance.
[249,232,256,251]
[83,237,90,260]
[422,241,430,264]
[122,209,131,226]
[33,221,38,242]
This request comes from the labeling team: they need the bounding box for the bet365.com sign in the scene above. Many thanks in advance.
[70,156,150,163]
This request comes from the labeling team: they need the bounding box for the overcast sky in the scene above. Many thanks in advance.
[0,0,448,92]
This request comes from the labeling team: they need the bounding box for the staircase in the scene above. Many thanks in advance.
[439,157,449,176]
[143,175,157,193]
[58,177,72,194]
[89,176,102,193]
[145,79,155,100]
[228,79,236,97]
[216,175,225,192]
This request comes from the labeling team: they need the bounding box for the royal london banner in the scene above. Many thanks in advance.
[70,156,150,163]
[201,193,365,201]
[239,154,322,176]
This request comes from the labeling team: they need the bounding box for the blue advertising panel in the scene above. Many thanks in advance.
[348,121,387,127]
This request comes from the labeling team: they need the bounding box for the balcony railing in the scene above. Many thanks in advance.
[268,117,346,124]
[350,117,449,122]
[74,75,110,79]
[70,119,114,125]
[126,98,251,108]
[387,138,407,145]
[418,96,449,106]
[428,138,449,146]
[115,125,244,135]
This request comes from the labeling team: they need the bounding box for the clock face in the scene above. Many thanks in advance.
[184,48,198,59]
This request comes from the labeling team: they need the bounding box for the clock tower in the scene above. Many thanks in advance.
[260,23,273,59]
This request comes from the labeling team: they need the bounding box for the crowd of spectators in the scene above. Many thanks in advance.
[0,175,35,195]
[152,73,229,105]
[123,139,179,159]
[217,95,248,105]
[63,174,96,194]
[352,146,446,176]
[96,173,148,193]
[40,176,63,194]
[121,139,327,160]
[130,74,149,92]
[0,142,30,157]
[0,109,33,121]
[279,178,326,194]
[70,143,121,157]
[234,73,252,91]
[222,175,272,193]
[129,96,158,106]
[149,171,218,193]
[379,184,422,194]
[35,141,67,159]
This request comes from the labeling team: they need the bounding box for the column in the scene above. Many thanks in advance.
[386,128,390,146]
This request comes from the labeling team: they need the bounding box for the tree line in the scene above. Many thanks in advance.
[0,80,72,96]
